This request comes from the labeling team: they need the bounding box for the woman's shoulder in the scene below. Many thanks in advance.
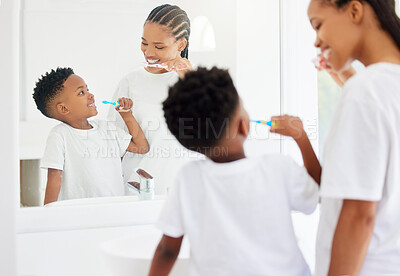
[346,63,400,87]
[343,63,400,103]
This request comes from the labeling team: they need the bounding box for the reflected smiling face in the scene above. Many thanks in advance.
[141,22,185,73]
[308,0,363,72]
[56,74,98,124]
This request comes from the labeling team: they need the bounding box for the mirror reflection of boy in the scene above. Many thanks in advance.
[33,67,149,205]
[149,67,320,276]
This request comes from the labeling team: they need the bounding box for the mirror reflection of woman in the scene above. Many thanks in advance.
[108,4,197,195]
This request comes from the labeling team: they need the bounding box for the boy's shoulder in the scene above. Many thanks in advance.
[49,121,70,135]
[177,154,298,176]
[255,153,298,168]
[48,119,103,137]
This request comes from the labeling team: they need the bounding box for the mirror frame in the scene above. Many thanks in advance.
[0,0,19,271]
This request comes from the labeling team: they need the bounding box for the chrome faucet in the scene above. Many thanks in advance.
[128,169,155,200]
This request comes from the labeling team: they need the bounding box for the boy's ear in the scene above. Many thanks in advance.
[56,103,69,116]
[238,116,250,138]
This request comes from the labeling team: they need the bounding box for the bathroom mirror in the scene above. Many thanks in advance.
[19,0,281,208]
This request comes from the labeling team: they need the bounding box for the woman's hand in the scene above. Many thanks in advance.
[269,115,305,141]
[162,57,193,78]
[315,53,356,88]
[116,97,133,113]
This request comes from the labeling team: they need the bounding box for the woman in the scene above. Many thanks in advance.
[108,4,197,195]
[307,0,400,275]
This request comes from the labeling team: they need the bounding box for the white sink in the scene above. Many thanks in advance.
[44,195,166,207]
[101,228,190,276]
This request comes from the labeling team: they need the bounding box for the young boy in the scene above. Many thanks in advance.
[33,67,149,205]
[149,67,321,276]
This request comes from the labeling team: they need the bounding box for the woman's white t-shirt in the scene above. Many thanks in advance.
[316,63,400,276]
[108,69,200,194]
[40,120,131,201]
[157,154,319,276]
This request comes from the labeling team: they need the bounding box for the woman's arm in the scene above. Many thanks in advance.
[270,115,321,184]
[117,97,149,154]
[149,235,183,276]
[44,168,62,205]
[328,199,377,276]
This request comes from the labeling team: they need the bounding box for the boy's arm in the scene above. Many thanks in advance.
[149,234,183,276]
[270,115,321,184]
[294,129,321,184]
[44,168,62,205]
[116,97,149,154]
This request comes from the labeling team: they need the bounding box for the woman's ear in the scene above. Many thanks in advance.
[348,0,364,24]
[178,38,187,52]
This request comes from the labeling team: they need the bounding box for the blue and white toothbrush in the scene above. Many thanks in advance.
[102,100,120,107]
[250,120,276,127]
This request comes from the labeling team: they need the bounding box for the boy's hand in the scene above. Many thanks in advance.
[270,115,305,141]
[116,97,133,113]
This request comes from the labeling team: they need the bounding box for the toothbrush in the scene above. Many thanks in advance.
[142,62,188,71]
[142,62,169,69]
[251,120,276,127]
[312,49,332,68]
[102,100,120,107]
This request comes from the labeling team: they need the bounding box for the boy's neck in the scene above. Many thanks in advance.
[206,146,246,163]
[64,118,92,130]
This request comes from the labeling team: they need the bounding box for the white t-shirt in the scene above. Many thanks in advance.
[157,154,318,276]
[40,120,131,201]
[316,63,400,276]
[108,68,201,194]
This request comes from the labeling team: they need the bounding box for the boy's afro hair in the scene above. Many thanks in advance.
[33,67,74,118]
[163,66,239,152]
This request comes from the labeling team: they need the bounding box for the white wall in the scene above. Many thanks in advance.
[281,0,318,162]
[280,0,319,270]
[0,0,19,275]
[179,0,238,78]
[237,0,281,156]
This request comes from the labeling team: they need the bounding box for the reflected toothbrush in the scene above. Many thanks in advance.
[142,62,188,71]
[251,120,276,127]
[142,62,169,69]
[102,100,120,107]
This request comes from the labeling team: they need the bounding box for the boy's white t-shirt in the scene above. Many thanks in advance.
[316,63,400,276]
[40,120,132,201]
[156,154,318,276]
[108,68,200,194]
